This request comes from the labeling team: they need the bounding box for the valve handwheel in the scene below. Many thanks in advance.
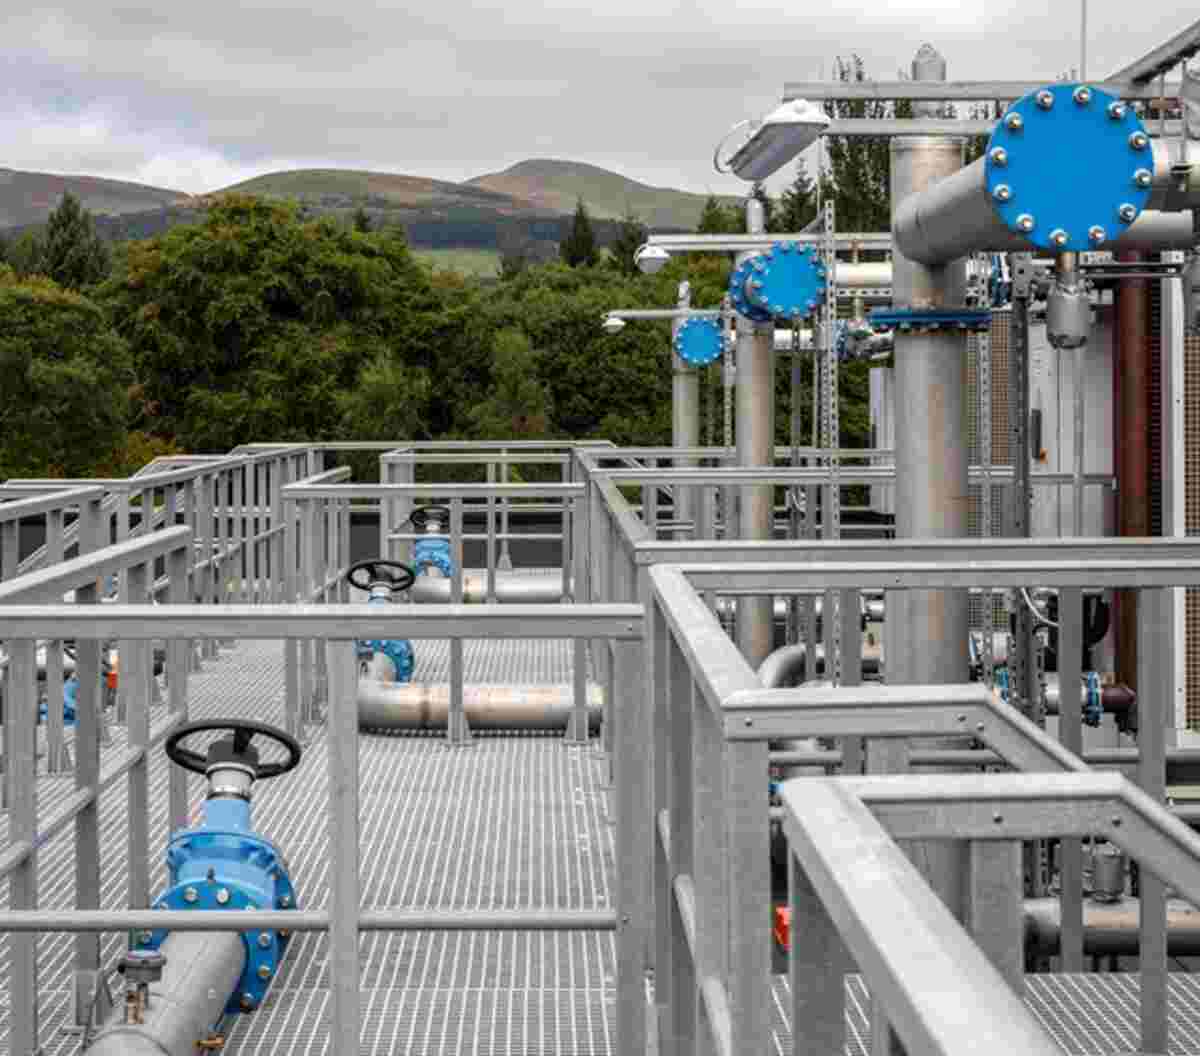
[346,559,417,593]
[408,504,451,532]
[165,719,302,780]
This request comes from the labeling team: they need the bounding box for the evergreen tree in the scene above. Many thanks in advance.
[560,197,598,268]
[609,207,647,276]
[352,206,372,233]
[41,191,110,290]
[697,194,744,235]
[777,160,818,232]
[470,329,552,439]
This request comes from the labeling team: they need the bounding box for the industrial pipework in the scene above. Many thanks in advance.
[894,82,1196,265]
[86,719,302,1053]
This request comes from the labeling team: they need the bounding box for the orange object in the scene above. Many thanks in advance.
[106,670,118,690]
[773,906,791,952]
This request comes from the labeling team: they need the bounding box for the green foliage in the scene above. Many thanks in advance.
[352,206,372,233]
[41,191,110,290]
[0,271,131,478]
[469,329,552,440]
[697,195,745,235]
[6,229,46,278]
[99,194,437,450]
[609,208,648,276]
[560,198,598,268]
[775,161,818,232]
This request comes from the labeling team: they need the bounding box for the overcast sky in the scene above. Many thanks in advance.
[3,3,1194,199]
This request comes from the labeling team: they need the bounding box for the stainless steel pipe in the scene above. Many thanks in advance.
[358,679,603,731]
[409,573,566,604]
[1024,896,1200,956]
[85,930,245,1056]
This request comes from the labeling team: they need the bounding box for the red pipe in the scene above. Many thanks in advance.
[1115,253,1150,690]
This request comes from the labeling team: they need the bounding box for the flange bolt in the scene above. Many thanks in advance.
[992,184,1012,202]
[1005,112,1024,131]
[258,932,273,949]
[216,888,231,905]
[1134,168,1153,188]
[989,146,1008,166]
[240,994,255,1012]
[1118,203,1138,223]
[1107,101,1127,120]
[1036,89,1054,110]
[257,965,272,981]
[1129,130,1149,151]
[183,887,198,904]
[1088,225,1107,244]
[1016,214,1035,233]
[1050,229,1069,248]
[1073,86,1092,105]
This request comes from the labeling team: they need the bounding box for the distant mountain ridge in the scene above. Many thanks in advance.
[0,160,731,250]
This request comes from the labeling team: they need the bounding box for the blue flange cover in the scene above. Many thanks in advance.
[985,83,1152,253]
[673,317,723,366]
[355,594,415,683]
[136,798,298,1014]
[728,242,827,322]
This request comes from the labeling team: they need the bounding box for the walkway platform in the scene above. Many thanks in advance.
[3,639,1198,1054]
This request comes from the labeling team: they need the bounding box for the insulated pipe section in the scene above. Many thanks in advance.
[85,931,245,1056]
[895,83,1168,265]
[1024,897,1200,956]
[358,680,603,731]
[409,573,567,604]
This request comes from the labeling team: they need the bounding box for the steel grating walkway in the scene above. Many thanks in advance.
[3,638,1200,1054]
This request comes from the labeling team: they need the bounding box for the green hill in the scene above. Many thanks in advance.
[0,167,189,229]
[467,158,734,229]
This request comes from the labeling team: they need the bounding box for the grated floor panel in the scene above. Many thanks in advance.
[4,639,1199,1054]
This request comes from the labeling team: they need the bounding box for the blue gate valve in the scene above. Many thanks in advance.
[135,719,304,1014]
[409,504,454,578]
[346,559,418,684]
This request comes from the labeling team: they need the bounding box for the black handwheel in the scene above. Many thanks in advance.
[408,505,451,532]
[165,719,302,780]
[346,559,417,593]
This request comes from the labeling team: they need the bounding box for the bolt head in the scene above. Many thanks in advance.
[240,994,255,1012]
[1107,100,1127,120]
[257,964,272,981]
[989,146,1008,167]
[1016,213,1035,233]
[183,887,198,904]
[1050,228,1069,247]
[992,183,1012,203]
[1005,112,1024,131]
[216,888,231,905]
[1073,85,1092,105]
[1134,168,1153,188]
[1129,130,1149,151]
[258,932,273,949]
[1118,203,1138,223]
[1088,225,1107,244]
[1036,89,1054,110]
[139,930,154,944]
[280,896,292,908]
[992,812,1004,823]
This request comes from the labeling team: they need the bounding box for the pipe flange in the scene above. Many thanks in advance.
[728,242,828,322]
[673,317,724,366]
[986,83,1152,252]
[868,307,993,334]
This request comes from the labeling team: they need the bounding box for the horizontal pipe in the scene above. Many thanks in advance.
[408,573,567,604]
[1023,896,1200,956]
[86,930,245,1056]
[0,908,617,932]
[358,676,603,731]
[894,146,1197,265]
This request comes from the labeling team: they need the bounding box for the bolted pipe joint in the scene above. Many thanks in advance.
[727,241,827,322]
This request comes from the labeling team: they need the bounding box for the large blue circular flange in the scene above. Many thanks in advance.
[674,317,723,366]
[728,242,828,322]
[986,83,1152,253]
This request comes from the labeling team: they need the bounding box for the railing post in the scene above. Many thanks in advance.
[125,561,152,912]
[71,581,108,1034]
[45,506,71,773]
[1057,586,1085,971]
[789,851,852,1056]
[326,637,361,1051]
[693,686,728,1056]
[167,545,191,832]
[614,636,648,1056]
[7,639,39,1055]
[1139,585,1172,1055]
[446,498,472,746]
[966,841,1025,991]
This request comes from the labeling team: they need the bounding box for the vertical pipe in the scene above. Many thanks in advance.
[736,198,776,667]
[877,47,967,1054]
[1116,252,1150,690]
[672,281,699,539]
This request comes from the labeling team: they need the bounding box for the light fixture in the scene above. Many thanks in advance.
[716,100,831,182]
[601,315,627,335]
[634,244,671,275]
